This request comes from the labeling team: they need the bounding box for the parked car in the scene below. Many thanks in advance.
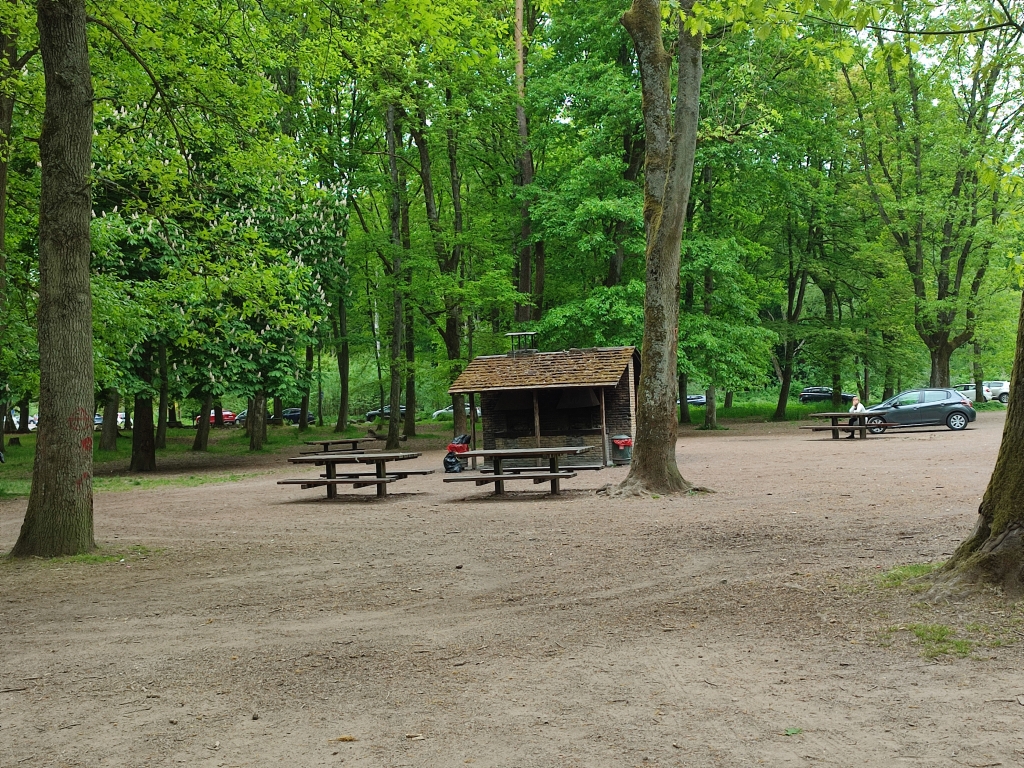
[235,409,271,427]
[193,410,237,426]
[952,383,992,403]
[798,386,855,404]
[282,407,315,425]
[431,404,481,419]
[865,388,976,433]
[366,405,406,422]
[984,380,1010,404]
[677,395,707,407]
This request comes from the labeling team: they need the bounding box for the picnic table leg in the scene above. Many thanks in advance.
[859,415,867,439]
[831,416,840,440]
[494,457,505,495]
[376,460,387,498]
[326,462,337,499]
[549,455,561,495]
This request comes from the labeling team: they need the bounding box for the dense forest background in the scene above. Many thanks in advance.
[2,0,1022,442]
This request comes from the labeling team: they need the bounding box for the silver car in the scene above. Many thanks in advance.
[984,380,1010,404]
[953,383,992,402]
[866,388,976,432]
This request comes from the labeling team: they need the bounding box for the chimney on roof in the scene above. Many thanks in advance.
[505,331,538,357]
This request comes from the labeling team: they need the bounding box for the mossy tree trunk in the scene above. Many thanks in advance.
[617,0,701,495]
[11,0,95,557]
[249,393,268,451]
[99,387,118,451]
[935,292,1024,596]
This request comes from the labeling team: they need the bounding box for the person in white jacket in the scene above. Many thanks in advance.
[846,396,866,438]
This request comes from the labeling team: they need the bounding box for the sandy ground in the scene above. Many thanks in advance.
[2,412,1023,768]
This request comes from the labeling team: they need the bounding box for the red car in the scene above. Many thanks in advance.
[194,410,237,426]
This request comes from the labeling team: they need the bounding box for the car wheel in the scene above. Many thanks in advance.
[946,412,968,431]
[867,416,887,434]
[999,393,1009,404]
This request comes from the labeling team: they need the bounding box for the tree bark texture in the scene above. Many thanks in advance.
[678,372,690,424]
[99,387,118,451]
[618,0,701,494]
[192,391,213,451]
[935,291,1024,596]
[704,386,717,430]
[12,0,95,557]
[404,300,416,437]
[249,392,267,451]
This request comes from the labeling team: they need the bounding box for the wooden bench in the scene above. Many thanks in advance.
[799,423,899,431]
[479,464,604,473]
[318,469,435,479]
[278,477,400,491]
[444,471,577,495]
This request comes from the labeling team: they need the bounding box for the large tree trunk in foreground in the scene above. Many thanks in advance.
[191,391,213,451]
[12,0,95,557]
[932,293,1024,596]
[616,0,701,495]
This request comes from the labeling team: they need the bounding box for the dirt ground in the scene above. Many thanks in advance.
[2,412,1023,768]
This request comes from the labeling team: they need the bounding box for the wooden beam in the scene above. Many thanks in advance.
[533,391,541,448]
[600,388,609,466]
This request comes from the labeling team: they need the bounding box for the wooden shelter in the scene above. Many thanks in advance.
[448,346,640,467]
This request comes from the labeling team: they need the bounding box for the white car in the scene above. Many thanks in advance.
[984,380,1010,404]
[953,383,992,403]
[432,404,481,419]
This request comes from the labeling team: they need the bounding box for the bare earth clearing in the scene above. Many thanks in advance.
[2,413,1023,768]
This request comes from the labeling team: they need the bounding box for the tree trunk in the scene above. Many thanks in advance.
[272,396,282,427]
[773,341,796,421]
[724,391,733,409]
[385,104,404,451]
[214,401,223,427]
[703,386,717,429]
[513,0,534,323]
[168,400,177,426]
[99,387,118,451]
[16,392,30,432]
[333,294,349,432]
[934,292,1024,596]
[678,372,690,424]
[404,300,416,437]
[929,343,953,387]
[244,397,253,436]
[249,392,267,451]
[882,331,896,400]
[12,0,95,558]
[973,341,984,403]
[299,344,313,432]
[155,344,168,448]
[123,405,131,431]
[617,0,701,494]
[129,391,155,471]
[191,392,213,451]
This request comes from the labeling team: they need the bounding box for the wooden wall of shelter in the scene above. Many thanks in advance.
[448,347,639,467]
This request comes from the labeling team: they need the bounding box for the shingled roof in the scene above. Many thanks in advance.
[449,347,636,394]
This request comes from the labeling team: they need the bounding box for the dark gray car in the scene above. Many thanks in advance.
[865,388,976,432]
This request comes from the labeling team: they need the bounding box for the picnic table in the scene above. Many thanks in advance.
[279,451,431,498]
[443,446,592,495]
[302,437,379,454]
[800,411,896,439]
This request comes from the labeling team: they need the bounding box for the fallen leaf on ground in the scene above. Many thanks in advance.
[329,735,357,742]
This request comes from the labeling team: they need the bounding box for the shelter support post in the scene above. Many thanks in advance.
[469,392,477,470]
[600,387,609,466]
[533,391,541,466]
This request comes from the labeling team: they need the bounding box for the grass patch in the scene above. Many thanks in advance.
[904,623,973,658]
[973,401,1006,411]
[876,562,942,589]
[0,544,160,567]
